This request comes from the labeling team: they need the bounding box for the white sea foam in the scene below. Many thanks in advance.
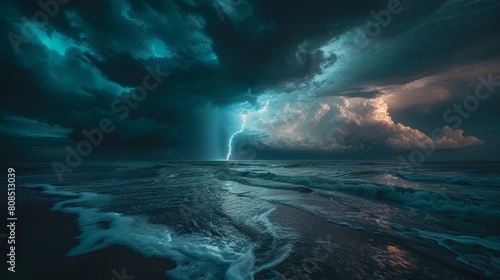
[411,229,500,277]
[216,169,500,227]
[23,183,291,280]
[397,172,500,187]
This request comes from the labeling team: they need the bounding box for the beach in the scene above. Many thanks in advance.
[1,186,175,280]
[1,161,498,279]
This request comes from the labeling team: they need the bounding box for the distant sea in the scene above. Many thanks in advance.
[3,161,500,279]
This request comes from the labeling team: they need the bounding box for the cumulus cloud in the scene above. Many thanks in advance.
[434,126,484,149]
[246,96,483,152]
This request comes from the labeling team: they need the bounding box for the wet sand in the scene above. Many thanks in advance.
[267,202,488,280]
[1,187,175,280]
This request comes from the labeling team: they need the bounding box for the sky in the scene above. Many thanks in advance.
[0,0,499,162]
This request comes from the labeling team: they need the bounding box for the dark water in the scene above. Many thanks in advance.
[18,161,500,279]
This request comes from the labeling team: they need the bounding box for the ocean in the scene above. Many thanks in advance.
[5,161,500,279]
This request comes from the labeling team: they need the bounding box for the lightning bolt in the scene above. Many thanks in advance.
[226,114,247,160]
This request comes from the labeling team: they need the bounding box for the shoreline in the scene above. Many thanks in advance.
[268,202,489,280]
[1,187,175,280]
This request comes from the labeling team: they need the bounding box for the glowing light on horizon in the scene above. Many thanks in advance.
[226,114,247,160]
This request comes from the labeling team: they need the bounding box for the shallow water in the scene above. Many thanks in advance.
[20,161,500,279]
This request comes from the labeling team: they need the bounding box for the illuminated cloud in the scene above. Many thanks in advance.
[0,0,499,160]
[246,95,483,152]
[434,126,484,149]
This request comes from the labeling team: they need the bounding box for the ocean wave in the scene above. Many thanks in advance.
[215,169,500,228]
[22,183,292,280]
[396,172,500,187]
[409,229,500,278]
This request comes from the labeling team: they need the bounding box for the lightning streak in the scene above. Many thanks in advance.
[226,114,247,160]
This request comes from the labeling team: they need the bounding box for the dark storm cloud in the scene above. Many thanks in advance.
[1,0,499,160]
